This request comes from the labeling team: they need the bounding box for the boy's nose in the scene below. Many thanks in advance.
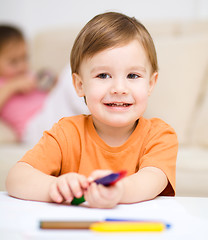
[110,79,129,95]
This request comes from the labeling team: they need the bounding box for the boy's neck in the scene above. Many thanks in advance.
[92,118,138,147]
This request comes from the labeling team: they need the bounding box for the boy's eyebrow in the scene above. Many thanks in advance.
[90,66,110,74]
[90,65,147,74]
[128,65,147,73]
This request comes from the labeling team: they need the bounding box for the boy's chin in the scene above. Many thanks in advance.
[103,118,138,128]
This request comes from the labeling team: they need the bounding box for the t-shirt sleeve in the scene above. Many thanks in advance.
[19,122,67,176]
[139,120,178,196]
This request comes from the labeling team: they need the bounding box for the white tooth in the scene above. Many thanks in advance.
[107,103,129,106]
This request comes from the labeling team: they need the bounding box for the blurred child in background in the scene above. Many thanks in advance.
[0,25,88,145]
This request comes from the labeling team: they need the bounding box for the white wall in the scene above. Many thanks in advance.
[0,0,208,39]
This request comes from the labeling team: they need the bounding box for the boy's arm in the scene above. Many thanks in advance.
[84,167,168,208]
[6,162,89,203]
[119,166,168,203]
[6,162,55,202]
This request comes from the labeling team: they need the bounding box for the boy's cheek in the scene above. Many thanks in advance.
[133,87,150,99]
[85,89,103,104]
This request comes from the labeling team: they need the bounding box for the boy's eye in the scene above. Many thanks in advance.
[96,73,111,79]
[127,73,140,79]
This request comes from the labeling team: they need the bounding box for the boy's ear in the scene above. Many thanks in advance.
[148,72,158,96]
[72,73,85,97]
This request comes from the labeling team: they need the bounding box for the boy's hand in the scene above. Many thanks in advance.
[49,173,89,203]
[84,170,124,208]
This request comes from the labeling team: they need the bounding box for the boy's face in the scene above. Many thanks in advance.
[73,40,158,129]
[0,40,29,79]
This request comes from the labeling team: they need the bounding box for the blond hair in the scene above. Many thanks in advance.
[70,12,158,74]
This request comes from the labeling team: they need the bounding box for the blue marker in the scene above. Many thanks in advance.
[105,218,171,229]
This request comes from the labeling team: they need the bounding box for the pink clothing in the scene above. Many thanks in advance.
[0,78,47,140]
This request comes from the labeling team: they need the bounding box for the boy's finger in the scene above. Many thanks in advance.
[85,183,110,208]
[98,184,119,200]
[79,175,89,189]
[67,177,83,198]
[49,182,63,203]
[87,183,103,203]
[84,183,96,204]
[97,184,111,198]
[57,178,73,201]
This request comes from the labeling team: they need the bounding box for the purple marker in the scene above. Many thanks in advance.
[71,170,127,205]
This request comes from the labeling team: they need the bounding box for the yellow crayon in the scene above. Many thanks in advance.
[90,222,165,232]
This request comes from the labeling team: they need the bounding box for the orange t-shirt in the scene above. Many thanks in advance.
[19,114,178,196]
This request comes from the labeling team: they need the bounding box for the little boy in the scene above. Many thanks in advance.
[6,12,178,209]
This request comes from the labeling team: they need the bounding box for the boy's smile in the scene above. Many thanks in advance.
[102,97,134,112]
[73,39,158,138]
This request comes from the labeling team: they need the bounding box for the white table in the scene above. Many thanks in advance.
[1,192,208,240]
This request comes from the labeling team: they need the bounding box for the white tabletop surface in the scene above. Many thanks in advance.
[1,192,208,240]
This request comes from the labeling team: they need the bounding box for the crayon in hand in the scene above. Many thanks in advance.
[71,170,127,205]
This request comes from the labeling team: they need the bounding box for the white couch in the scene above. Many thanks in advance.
[0,21,208,197]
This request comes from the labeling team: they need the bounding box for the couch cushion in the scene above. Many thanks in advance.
[30,27,80,74]
[145,20,208,38]
[0,121,16,143]
[144,34,208,145]
[191,75,208,147]
[176,146,208,197]
[0,144,30,191]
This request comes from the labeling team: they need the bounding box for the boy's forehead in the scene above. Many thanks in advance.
[79,40,152,75]
[86,38,143,56]
[82,40,148,65]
